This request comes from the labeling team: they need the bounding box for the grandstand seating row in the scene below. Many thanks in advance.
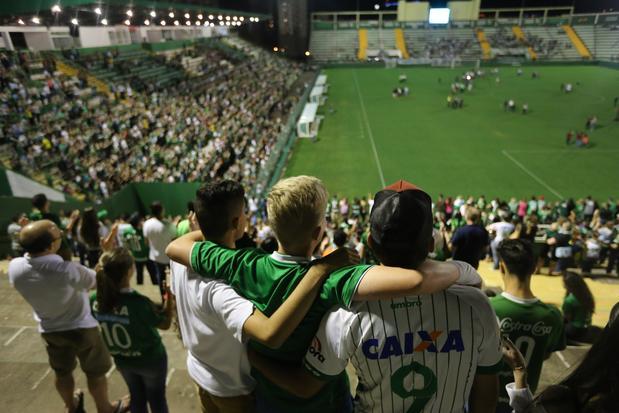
[308,25,618,62]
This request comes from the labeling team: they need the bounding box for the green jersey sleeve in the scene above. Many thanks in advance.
[190,241,267,282]
[320,265,373,308]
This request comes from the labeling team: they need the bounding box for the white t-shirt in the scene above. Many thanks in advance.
[489,221,515,242]
[8,254,98,333]
[143,217,176,264]
[304,261,502,413]
[169,260,255,397]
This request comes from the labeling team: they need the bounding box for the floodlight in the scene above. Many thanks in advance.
[94,7,102,15]
[51,5,61,13]
[150,11,156,18]
[429,8,450,24]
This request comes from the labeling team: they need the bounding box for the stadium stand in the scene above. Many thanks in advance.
[406,27,479,61]
[562,25,593,59]
[309,29,358,62]
[1,38,304,201]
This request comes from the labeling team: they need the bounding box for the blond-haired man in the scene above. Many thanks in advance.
[166,176,480,413]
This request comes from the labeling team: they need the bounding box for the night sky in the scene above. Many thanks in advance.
[219,0,616,16]
[308,0,616,13]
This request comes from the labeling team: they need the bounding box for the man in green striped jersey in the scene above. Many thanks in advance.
[490,239,565,413]
[166,176,482,413]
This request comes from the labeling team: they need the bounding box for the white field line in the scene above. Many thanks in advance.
[505,149,619,154]
[4,326,26,346]
[31,368,51,390]
[502,150,564,199]
[352,70,386,187]
[556,351,571,369]
[166,368,176,386]
[105,365,116,378]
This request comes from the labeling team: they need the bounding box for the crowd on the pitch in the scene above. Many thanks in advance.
[1,42,304,201]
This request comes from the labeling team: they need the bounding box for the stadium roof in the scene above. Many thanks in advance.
[0,1,270,23]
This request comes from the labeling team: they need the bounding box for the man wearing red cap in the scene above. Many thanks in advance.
[249,180,502,413]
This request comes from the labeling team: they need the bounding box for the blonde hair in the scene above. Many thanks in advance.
[267,176,329,250]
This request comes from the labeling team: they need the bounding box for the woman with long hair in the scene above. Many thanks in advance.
[93,248,173,413]
[563,271,595,342]
[79,208,109,267]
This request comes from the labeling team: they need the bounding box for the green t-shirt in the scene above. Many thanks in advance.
[176,219,191,237]
[562,293,591,329]
[90,291,166,368]
[490,293,565,408]
[121,226,148,261]
[190,241,372,413]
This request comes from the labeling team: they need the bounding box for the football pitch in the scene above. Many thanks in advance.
[285,65,619,200]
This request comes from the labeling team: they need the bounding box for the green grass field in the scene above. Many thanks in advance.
[284,65,619,201]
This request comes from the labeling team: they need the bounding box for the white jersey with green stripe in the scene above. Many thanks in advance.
[304,261,503,413]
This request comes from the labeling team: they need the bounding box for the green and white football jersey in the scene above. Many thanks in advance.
[490,293,565,408]
[91,290,166,368]
[304,262,503,413]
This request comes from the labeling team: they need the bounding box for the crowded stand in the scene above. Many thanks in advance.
[1,40,304,200]
[421,37,473,59]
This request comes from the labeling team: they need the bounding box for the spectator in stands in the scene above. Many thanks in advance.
[92,247,174,413]
[121,213,158,286]
[562,272,595,342]
[7,213,27,258]
[175,202,195,237]
[450,207,489,269]
[78,208,111,268]
[247,180,502,413]
[503,301,619,413]
[488,215,516,270]
[548,221,573,273]
[143,201,176,300]
[166,176,481,413]
[491,239,566,413]
[168,180,359,413]
[8,220,129,413]
[29,193,61,225]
